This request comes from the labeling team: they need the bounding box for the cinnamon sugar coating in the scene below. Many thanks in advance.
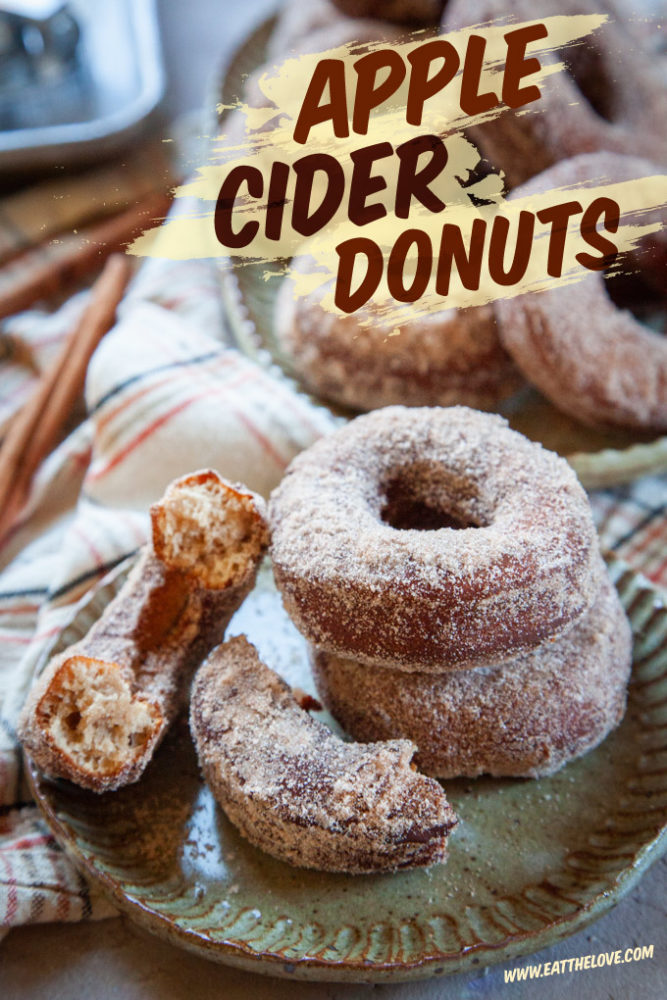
[311,575,632,778]
[19,471,268,792]
[330,0,444,25]
[267,0,403,61]
[274,260,522,412]
[269,406,604,671]
[443,0,667,187]
[190,636,457,873]
[496,154,667,432]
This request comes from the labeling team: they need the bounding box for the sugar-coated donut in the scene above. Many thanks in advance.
[496,153,667,432]
[443,0,667,187]
[269,406,605,672]
[268,0,347,58]
[331,0,444,25]
[274,260,522,411]
[190,636,457,872]
[311,575,632,778]
[267,0,403,61]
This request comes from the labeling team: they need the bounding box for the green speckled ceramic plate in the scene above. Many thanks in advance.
[216,19,667,491]
[27,554,667,983]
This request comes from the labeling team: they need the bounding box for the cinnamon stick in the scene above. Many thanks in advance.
[0,190,171,321]
[0,254,132,544]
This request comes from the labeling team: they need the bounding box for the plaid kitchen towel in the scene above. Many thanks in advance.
[0,179,665,938]
[0,171,338,935]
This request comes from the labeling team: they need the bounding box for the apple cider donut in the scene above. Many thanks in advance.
[245,4,403,110]
[331,0,444,26]
[268,0,348,59]
[268,0,403,61]
[443,0,667,187]
[19,471,268,793]
[311,575,632,778]
[269,406,604,672]
[274,259,522,411]
[190,636,456,872]
[496,153,667,432]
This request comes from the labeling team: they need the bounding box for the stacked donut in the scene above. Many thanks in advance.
[270,406,633,778]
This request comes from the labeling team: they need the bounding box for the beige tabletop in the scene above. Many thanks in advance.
[1,2,666,997]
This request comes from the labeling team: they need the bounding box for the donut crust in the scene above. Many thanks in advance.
[19,471,268,792]
[496,153,667,432]
[311,575,633,778]
[331,0,444,26]
[268,0,403,61]
[190,636,457,873]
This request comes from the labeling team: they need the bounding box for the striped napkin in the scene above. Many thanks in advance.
[0,164,336,937]
[0,155,665,938]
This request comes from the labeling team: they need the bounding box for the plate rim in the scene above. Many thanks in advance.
[25,554,667,983]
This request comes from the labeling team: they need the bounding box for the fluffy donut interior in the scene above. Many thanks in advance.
[36,657,161,778]
[152,474,266,589]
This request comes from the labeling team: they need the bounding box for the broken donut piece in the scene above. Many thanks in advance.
[19,470,268,793]
[190,636,457,873]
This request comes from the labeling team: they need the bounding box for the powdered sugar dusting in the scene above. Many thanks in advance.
[274,257,522,411]
[269,406,603,669]
[312,574,632,778]
[190,636,456,873]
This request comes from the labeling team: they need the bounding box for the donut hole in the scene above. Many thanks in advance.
[604,244,667,334]
[560,41,616,123]
[380,475,483,531]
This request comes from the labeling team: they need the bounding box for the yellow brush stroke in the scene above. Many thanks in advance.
[295,175,666,324]
[129,12,666,323]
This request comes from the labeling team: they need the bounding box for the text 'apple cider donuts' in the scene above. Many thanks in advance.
[269,406,604,671]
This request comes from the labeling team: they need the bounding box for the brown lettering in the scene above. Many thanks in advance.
[536,200,583,277]
[293,59,348,145]
[292,154,345,237]
[576,197,620,270]
[460,35,499,116]
[395,134,448,220]
[387,229,433,302]
[353,49,406,135]
[265,160,290,242]
[349,142,393,226]
[435,218,486,295]
[488,210,535,285]
[214,165,263,249]
[406,40,460,127]
[502,24,549,108]
[335,237,383,312]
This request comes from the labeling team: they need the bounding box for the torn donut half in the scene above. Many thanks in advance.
[19,471,268,793]
[190,636,457,873]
